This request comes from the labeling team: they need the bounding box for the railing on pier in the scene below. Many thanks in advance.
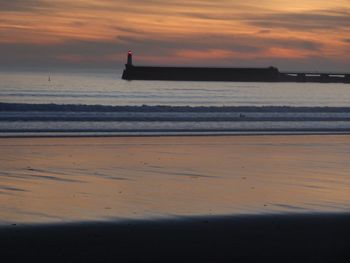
[280,72,350,83]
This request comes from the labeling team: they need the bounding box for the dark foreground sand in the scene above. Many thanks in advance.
[1,213,349,263]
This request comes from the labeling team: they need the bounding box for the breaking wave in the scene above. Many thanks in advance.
[2,103,350,136]
[3,102,350,113]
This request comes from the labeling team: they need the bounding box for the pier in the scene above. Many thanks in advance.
[122,52,350,83]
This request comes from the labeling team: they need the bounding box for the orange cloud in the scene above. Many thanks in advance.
[0,0,349,69]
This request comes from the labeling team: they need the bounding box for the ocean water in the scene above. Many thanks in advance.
[1,69,350,136]
[2,70,350,106]
[1,70,350,224]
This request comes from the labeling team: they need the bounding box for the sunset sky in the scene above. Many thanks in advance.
[0,0,349,70]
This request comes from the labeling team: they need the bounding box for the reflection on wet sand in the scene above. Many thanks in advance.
[0,135,350,224]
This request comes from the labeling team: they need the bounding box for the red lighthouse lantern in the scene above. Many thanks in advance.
[127,51,132,65]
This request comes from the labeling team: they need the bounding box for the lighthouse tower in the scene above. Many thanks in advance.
[127,51,133,65]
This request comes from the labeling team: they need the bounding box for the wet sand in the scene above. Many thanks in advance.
[1,135,350,262]
[1,135,350,223]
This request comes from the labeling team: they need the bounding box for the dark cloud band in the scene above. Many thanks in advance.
[0,0,45,11]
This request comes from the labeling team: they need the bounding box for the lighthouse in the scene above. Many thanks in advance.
[127,51,133,65]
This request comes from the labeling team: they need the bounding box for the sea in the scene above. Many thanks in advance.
[1,69,350,224]
[1,69,350,136]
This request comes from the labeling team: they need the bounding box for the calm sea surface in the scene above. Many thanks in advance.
[1,69,350,107]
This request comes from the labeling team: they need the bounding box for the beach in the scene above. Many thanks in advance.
[1,135,350,223]
[1,135,349,261]
[2,0,350,261]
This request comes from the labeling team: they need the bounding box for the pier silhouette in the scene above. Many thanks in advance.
[122,52,350,83]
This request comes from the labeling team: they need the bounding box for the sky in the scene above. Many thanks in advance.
[0,0,349,71]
